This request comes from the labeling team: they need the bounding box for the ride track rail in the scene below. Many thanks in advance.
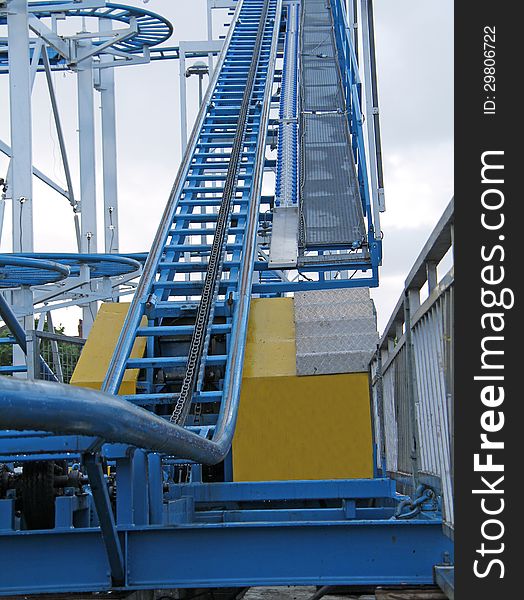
[170,0,273,427]
[95,0,281,442]
[0,1,173,66]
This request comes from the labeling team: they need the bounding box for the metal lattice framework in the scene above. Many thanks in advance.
[0,1,173,68]
[0,254,70,287]
[0,1,453,596]
[0,0,178,337]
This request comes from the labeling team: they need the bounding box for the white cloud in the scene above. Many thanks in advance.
[381,140,453,231]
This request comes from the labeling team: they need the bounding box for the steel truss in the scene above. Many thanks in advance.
[0,1,452,596]
[0,470,452,592]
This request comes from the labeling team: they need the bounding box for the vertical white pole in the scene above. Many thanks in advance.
[347,0,357,52]
[179,48,188,155]
[1,39,43,249]
[360,0,381,238]
[7,0,34,253]
[76,39,97,336]
[80,263,96,337]
[0,181,5,246]
[207,0,214,77]
[77,41,97,254]
[11,287,34,378]
[99,18,119,254]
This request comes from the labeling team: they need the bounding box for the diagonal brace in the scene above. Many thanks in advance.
[28,15,71,60]
[71,20,139,66]
[83,452,125,586]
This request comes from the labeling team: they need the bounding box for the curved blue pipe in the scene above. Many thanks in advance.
[0,377,226,464]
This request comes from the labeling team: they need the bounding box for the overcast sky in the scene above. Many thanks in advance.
[0,0,453,334]
[369,0,453,330]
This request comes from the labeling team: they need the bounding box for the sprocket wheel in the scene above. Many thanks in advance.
[21,461,62,529]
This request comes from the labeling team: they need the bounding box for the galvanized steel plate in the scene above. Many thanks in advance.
[300,115,365,247]
[299,0,366,248]
[294,288,378,376]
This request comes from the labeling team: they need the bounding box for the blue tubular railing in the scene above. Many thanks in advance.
[330,0,381,264]
[0,377,243,464]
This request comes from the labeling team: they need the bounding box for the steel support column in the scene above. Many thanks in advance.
[9,286,33,378]
[77,40,98,255]
[207,0,214,77]
[99,18,119,254]
[360,0,384,227]
[76,39,98,335]
[7,0,34,253]
[83,453,125,586]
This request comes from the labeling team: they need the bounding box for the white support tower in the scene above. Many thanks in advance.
[7,0,34,252]
[98,17,119,255]
[360,0,385,238]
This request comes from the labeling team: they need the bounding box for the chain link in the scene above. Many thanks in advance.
[170,0,272,426]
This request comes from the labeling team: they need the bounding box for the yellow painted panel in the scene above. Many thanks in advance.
[70,303,146,395]
[233,372,374,481]
[242,297,296,378]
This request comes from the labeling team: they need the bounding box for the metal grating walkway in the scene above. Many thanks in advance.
[299,0,365,248]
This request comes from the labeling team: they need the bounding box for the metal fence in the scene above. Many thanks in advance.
[0,330,84,383]
[370,199,454,536]
[33,331,84,383]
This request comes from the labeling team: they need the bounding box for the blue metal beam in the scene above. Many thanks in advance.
[83,453,125,585]
[0,518,452,593]
[170,479,396,502]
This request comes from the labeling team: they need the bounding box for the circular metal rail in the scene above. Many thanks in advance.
[0,255,70,287]
[0,1,173,69]
[13,253,142,279]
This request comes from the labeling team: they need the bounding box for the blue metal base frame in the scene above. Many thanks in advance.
[0,478,453,595]
[1,519,452,594]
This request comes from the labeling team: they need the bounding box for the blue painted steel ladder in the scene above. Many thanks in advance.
[100,0,281,446]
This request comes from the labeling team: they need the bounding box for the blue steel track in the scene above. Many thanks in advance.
[0,1,173,72]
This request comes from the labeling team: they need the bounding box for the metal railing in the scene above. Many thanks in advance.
[0,330,85,383]
[370,198,454,536]
[331,0,378,246]
[32,331,85,383]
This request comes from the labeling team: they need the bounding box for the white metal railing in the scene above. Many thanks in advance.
[370,198,454,536]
